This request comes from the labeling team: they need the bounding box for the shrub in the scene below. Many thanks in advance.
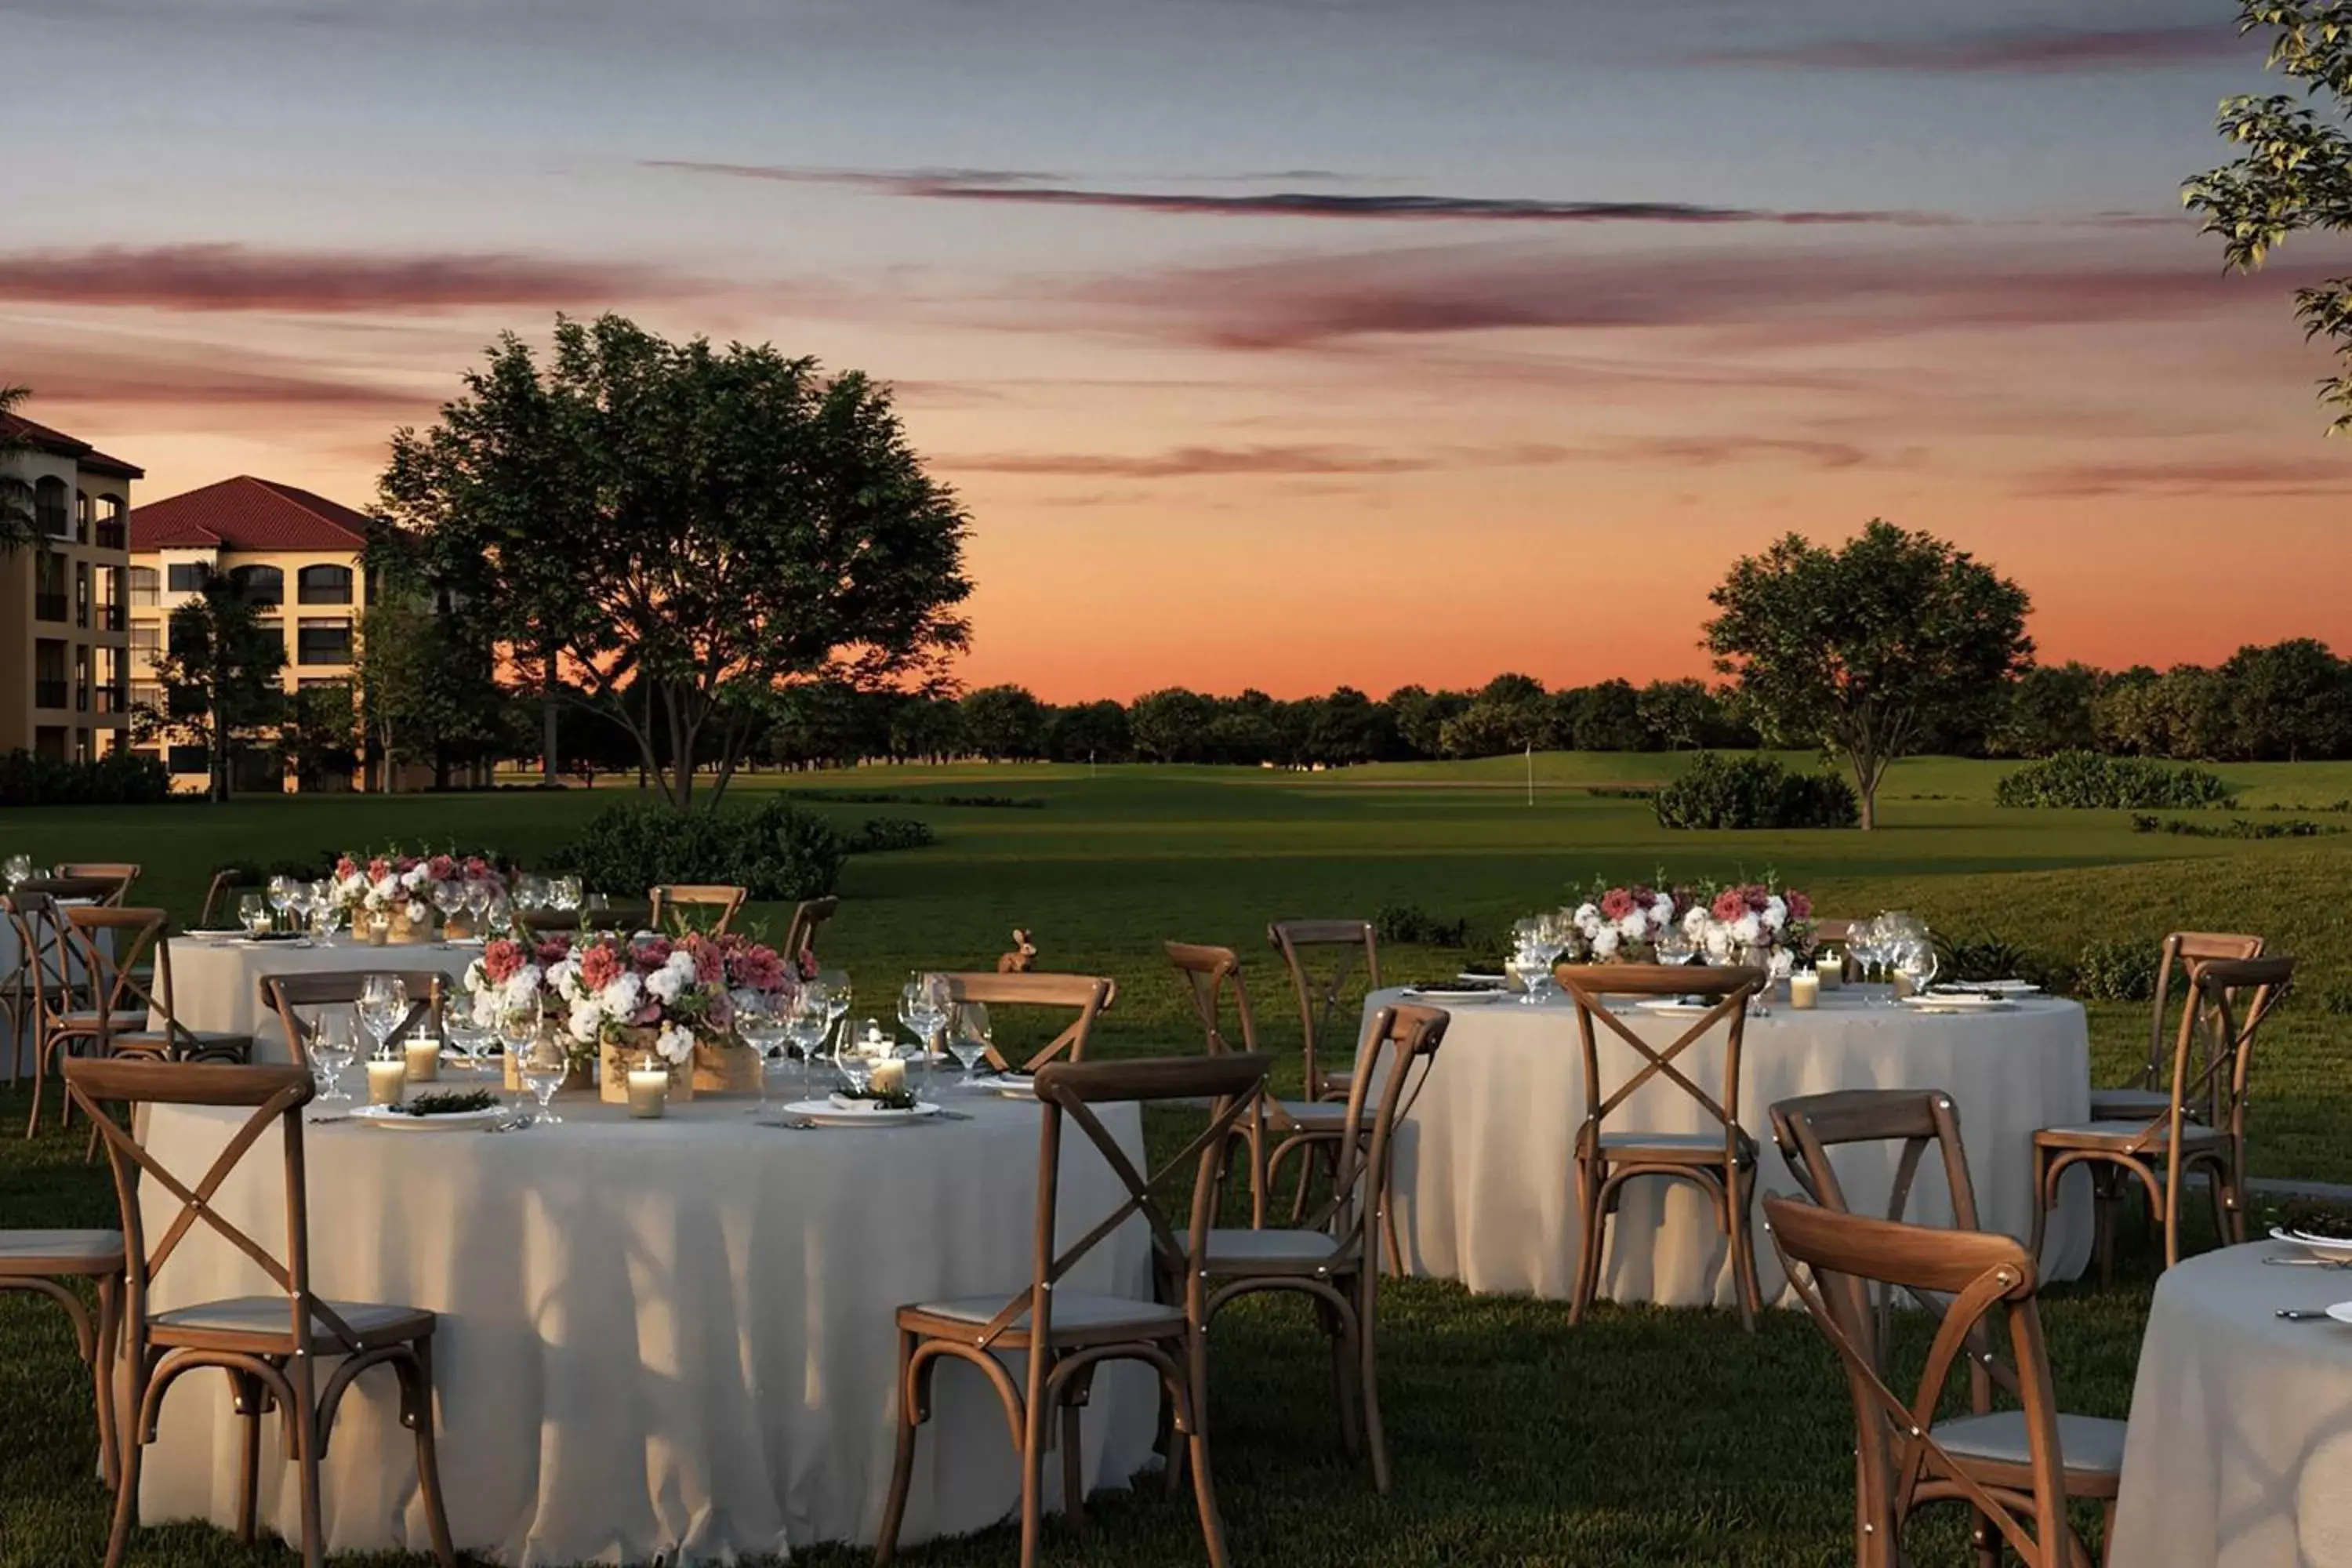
[0,748,172,807]
[1654,753,1860,830]
[2075,938,2159,1002]
[1376,904,1472,948]
[1933,934,2068,991]
[549,798,846,902]
[1995,751,2235,811]
[846,816,935,854]
[2130,814,2343,840]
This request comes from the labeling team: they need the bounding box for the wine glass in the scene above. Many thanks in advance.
[267,876,294,931]
[236,892,268,935]
[516,1031,568,1126]
[463,880,492,933]
[818,967,851,1057]
[739,991,796,1115]
[309,1011,358,1104]
[3,854,31,890]
[788,989,833,1095]
[945,1002,995,1085]
[1656,924,1695,966]
[432,879,465,934]
[442,1005,490,1070]
[497,993,543,1114]
[356,973,407,1060]
[554,876,583,914]
[1895,936,1940,999]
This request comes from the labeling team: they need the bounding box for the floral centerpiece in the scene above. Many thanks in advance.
[1567,884,1680,962]
[332,850,506,942]
[1679,881,1814,966]
[544,930,797,1100]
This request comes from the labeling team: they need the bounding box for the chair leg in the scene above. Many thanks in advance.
[1185,1330,1231,1568]
[289,1353,325,1568]
[1018,1384,1050,1568]
[24,1035,49,1139]
[103,1379,141,1568]
[1058,1403,1087,1538]
[407,1341,459,1568]
[2027,1147,2052,1270]
[1324,1296,1362,1459]
[1357,1280,1391,1496]
[1570,1156,1606,1327]
[234,1371,263,1544]
[874,1331,920,1567]
[1727,1168,1761,1333]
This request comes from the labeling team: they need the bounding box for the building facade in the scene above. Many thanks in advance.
[0,413,139,762]
[125,476,377,792]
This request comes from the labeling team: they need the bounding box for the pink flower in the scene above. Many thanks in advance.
[578,942,626,995]
[335,856,359,881]
[482,938,526,985]
[631,1001,662,1028]
[731,944,786,993]
[707,992,734,1029]
[1785,891,1813,921]
[1599,887,1637,920]
[366,857,391,883]
[535,935,573,967]
[797,949,819,982]
[634,936,674,972]
[464,857,492,880]
[678,934,726,984]
[426,854,456,883]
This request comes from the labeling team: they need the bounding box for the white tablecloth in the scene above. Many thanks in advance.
[1371,985,2094,1307]
[2110,1242,2352,1566]
[136,1078,1156,1564]
[158,935,479,1060]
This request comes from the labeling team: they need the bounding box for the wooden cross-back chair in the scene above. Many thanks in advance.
[1555,962,1766,1330]
[0,1224,125,1490]
[648,884,747,935]
[1163,942,1385,1253]
[57,863,141,906]
[935,971,1116,1075]
[2088,931,2265,1124]
[1265,919,1380,1103]
[2033,954,2295,1280]
[1195,1002,1447,1494]
[14,901,162,1138]
[1765,1194,2114,1568]
[6,891,134,1121]
[260,971,447,1073]
[874,1052,1271,1568]
[199,868,256,930]
[515,905,652,937]
[784,895,839,965]
[65,1058,458,1568]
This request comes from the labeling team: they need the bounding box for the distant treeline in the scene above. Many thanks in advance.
[543,637,2352,774]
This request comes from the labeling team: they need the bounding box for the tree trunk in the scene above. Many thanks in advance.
[540,657,560,788]
[1849,748,1877,831]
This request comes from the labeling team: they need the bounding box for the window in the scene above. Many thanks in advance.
[33,552,66,622]
[298,564,354,604]
[167,562,209,593]
[73,644,89,712]
[129,625,159,659]
[96,496,125,551]
[75,491,92,545]
[296,616,353,666]
[34,477,67,539]
[229,564,282,608]
[74,561,89,628]
[128,567,159,608]
[34,640,67,710]
[166,744,210,777]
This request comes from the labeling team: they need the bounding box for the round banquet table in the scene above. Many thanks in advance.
[2109,1242,2352,1566]
[134,1073,1156,1565]
[157,932,480,1061]
[1367,984,2094,1308]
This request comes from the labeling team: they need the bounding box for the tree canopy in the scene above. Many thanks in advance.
[142,567,289,801]
[2186,1,2352,429]
[374,314,972,809]
[1703,521,2032,829]
[0,386,38,554]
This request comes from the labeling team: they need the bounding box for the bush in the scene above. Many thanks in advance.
[1995,751,2235,811]
[0,748,172,807]
[1376,904,1472,948]
[549,798,846,902]
[1654,753,1860,830]
[846,816,935,854]
[2130,814,2343,840]
[2075,938,2159,1002]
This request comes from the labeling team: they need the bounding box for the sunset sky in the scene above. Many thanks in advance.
[8,0,2348,700]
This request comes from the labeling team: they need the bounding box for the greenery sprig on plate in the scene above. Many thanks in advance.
[394,1089,502,1118]
[841,1083,918,1112]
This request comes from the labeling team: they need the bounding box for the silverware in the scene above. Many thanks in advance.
[2265,1255,2352,1269]
[487,1116,533,1134]
[307,1115,350,1126]
[2275,1308,2337,1320]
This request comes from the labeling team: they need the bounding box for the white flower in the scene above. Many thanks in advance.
[502,966,542,1011]
[547,956,583,1003]
[605,972,643,1018]
[1682,906,1710,938]
[1761,897,1787,931]
[401,866,430,891]
[470,992,497,1028]
[463,959,488,993]
[1617,912,1648,942]
[1732,913,1763,946]
[646,965,685,1004]
[1704,925,1735,959]
[567,997,603,1044]
[404,899,428,924]
[655,1024,695,1065]
[1592,927,1622,959]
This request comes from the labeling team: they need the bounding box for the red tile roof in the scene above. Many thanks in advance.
[129,475,376,553]
[0,412,144,479]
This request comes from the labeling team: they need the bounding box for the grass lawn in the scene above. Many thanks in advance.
[2,754,2346,1564]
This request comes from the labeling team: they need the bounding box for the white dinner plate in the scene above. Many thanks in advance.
[782,1098,945,1127]
[1900,993,2012,1011]
[1967,979,2042,996]
[1456,972,1510,985]
[350,1104,506,1131]
[2326,1302,2352,1326]
[1632,1000,1715,1016]
[2273,1226,2352,1260]
[972,1076,1038,1100]
[1403,988,1506,1004]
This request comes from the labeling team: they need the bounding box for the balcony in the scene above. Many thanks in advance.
[74,684,90,713]
[34,680,67,710]
[93,682,127,715]
[98,605,124,633]
[95,521,126,551]
[34,592,67,622]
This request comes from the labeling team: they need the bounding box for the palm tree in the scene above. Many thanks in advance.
[0,385,38,554]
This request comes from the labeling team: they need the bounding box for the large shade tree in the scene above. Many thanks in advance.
[143,566,289,802]
[2186,1,2352,429]
[1704,521,2032,829]
[376,314,971,809]
[0,385,39,553]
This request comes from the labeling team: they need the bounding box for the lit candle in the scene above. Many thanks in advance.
[365,1057,405,1106]
[626,1066,669,1119]
[870,1057,907,1096]
[1891,971,1915,1000]
[1789,970,1820,1011]
[404,1037,441,1083]
[365,914,390,948]
[1817,955,1844,991]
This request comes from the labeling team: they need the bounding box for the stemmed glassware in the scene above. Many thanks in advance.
[307,881,338,939]
[738,991,796,1115]
[900,972,953,1075]
[787,989,833,1096]
[819,969,851,1060]
[267,876,295,931]
[517,1031,568,1126]
[1894,936,1940,999]
[442,1004,490,1070]
[552,876,583,915]
[464,880,493,935]
[514,876,547,917]
[498,994,544,1119]
[356,973,407,1062]
[308,1012,358,1105]
[3,854,31,891]
[432,879,465,935]
[945,1003,994,1085]
[237,893,269,935]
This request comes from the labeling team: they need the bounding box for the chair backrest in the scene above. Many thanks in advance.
[1307,1003,1448,1261]
[1165,942,1257,1056]
[2183,955,2296,1143]
[66,1058,365,1359]
[784,896,839,963]
[951,1052,1269,1356]
[57,906,170,1044]
[1554,964,1764,1153]
[57,863,140,905]
[260,969,448,1069]
[12,875,122,904]
[1265,918,1380,1099]
[649,884,747,935]
[1763,1193,2074,1568]
[1,891,72,1000]
[517,906,651,936]
[198,868,254,929]
[935,971,1116,1073]
[2135,931,2266,1090]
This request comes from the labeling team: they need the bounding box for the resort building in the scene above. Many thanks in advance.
[0,412,140,762]
[125,475,378,792]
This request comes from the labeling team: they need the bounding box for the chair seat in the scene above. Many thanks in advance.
[1595,1130,1755,1164]
[1933,1410,2129,1482]
[1205,1226,1346,1270]
[58,1010,150,1034]
[0,1228,125,1276]
[1270,1099,1370,1131]
[151,1294,435,1352]
[904,1291,1185,1341]
[2035,1120,2227,1152]
[2087,1087,2184,1121]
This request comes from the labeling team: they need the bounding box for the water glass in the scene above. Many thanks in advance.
[739,993,795,1112]
[237,893,268,935]
[267,877,294,928]
[310,1012,358,1103]
[357,973,406,1057]
[516,1033,568,1125]
[498,996,543,1112]
[3,854,31,890]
